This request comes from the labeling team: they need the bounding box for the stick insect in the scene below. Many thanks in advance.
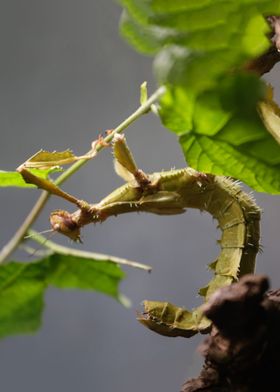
[17,134,261,337]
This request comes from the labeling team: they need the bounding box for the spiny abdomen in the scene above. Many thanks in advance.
[139,170,261,337]
[200,176,261,300]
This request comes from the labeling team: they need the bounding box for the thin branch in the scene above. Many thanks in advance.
[27,229,152,271]
[0,86,166,264]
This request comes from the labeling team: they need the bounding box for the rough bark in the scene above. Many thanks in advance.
[181,275,280,392]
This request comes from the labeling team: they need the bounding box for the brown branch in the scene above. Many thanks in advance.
[181,274,280,392]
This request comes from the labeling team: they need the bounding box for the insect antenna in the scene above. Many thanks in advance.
[24,229,54,239]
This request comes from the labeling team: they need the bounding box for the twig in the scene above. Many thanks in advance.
[0,86,166,264]
[27,229,152,271]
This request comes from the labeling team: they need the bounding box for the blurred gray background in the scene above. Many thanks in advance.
[0,1,279,391]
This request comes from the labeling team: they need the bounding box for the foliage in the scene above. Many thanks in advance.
[0,1,279,340]
[0,253,125,338]
[120,0,280,193]
[0,168,60,188]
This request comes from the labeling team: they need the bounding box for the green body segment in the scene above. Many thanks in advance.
[74,167,261,337]
[18,136,261,338]
[87,168,260,336]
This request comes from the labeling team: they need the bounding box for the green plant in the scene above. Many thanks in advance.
[0,1,280,387]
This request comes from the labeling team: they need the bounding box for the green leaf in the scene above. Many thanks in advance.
[0,254,125,338]
[180,134,280,193]
[119,10,169,55]
[119,0,280,193]
[21,149,89,168]
[150,3,237,33]
[151,0,213,13]
[159,75,280,194]
[121,0,278,88]
[119,0,151,26]
[241,12,270,57]
[158,85,194,134]
[0,262,46,338]
[47,253,125,298]
[192,91,232,136]
[0,168,59,188]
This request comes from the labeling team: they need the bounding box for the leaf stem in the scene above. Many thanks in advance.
[27,229,152,271]
[0,86,166,264]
